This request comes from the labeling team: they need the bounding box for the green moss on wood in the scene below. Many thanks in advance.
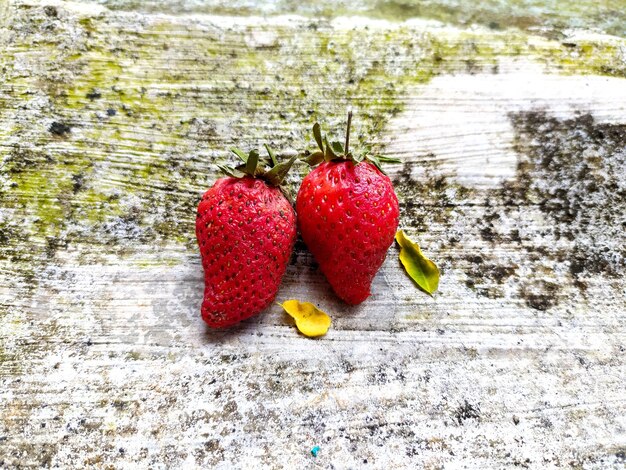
[0,2,625,282]
[84,0,626,38]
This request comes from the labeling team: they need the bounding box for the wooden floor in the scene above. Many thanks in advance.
[1,1,625,468]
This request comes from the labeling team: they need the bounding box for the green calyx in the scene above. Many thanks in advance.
[302,111,401,174]
[217,143,298,187]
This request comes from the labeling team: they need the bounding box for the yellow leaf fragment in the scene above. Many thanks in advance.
[280,300,331,337]
[395,230,440,296]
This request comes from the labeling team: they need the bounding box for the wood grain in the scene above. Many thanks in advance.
[1,1,625,468]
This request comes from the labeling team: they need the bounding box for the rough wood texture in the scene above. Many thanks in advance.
[1,0,625,468]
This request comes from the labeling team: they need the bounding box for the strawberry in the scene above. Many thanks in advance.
[296,113,400,304]
[196,146,297,328]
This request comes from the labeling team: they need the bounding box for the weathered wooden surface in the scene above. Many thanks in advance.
[1,0,625,468]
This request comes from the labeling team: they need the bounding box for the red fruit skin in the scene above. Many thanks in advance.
[296,161,400,304]
[196,176,296,328]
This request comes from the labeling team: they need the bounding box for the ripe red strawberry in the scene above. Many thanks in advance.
[196,146,297,328]
[296,113,400,304]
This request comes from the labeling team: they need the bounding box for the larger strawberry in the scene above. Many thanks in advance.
[196,146,297,328]
[296,113,400,304]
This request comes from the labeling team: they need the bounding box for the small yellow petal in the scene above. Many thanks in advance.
[395,230,440,296]
[280,300,331,337]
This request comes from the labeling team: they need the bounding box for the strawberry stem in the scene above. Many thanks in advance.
[219,146,296,185]
[345,110,352,156]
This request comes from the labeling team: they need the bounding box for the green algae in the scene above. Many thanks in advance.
[81,0,626,38]
[126,350,142,360]
[1,2,625,280]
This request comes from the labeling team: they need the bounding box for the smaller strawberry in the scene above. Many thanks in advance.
[196,146,297,328]
[296,113,401,304]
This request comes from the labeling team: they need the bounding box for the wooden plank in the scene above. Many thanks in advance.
[1,0,625,467]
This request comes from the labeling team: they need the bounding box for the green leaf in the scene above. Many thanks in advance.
[323,136,337,161]
[395,230,440,296]
[353,152,365,163]
[264,155,298,186]
[217,164,246,178]
[313,123,324,152]
[331,141,344,154]
[376,155,402,163]
[245,149,259,176]
[368,155,384,173]
[302,151,325,166]
[230,147,248,163]
[264,143,277,167]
